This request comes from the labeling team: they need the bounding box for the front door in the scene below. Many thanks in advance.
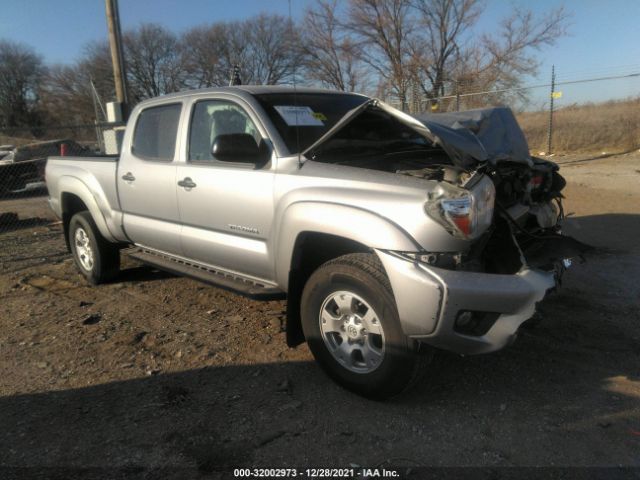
[176,98,275,282]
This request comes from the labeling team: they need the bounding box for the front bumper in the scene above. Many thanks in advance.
[375,249,557,355]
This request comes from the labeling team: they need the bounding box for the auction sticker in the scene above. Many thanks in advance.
[274,106,325,126]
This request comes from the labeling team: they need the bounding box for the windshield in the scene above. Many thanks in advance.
[308,106,434,162]
[253,92,368,154]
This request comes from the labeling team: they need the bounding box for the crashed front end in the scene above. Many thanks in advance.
[377,160,582,354]
[306,101,588,354]
[387,107,589,353]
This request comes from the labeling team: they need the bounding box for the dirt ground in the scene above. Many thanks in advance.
[0,152,639,477]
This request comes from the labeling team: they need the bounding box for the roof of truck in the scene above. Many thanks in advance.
[138,85,366,105]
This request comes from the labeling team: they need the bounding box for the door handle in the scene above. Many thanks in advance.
[121,172,136,182]
[177,177,197,189]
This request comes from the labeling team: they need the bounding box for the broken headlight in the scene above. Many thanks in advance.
[425,176,495,240]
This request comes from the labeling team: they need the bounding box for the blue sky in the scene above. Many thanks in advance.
[1,0,639,104]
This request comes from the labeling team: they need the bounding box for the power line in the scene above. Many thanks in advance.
[553,63,640,78]
[423,71,640,102]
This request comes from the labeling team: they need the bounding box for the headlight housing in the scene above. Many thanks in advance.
[424,176,495,239]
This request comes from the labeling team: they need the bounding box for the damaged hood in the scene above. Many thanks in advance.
[414,107,533,167]
[303,99,532,169]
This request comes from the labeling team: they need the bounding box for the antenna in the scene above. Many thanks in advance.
[288,0,301,166]
[89,77,107,121]
[89,77,107,152]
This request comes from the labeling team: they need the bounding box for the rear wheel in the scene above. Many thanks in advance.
[69,211,120,284]
[301,253,429,399]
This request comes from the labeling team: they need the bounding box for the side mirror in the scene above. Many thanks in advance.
[211,133,268,164]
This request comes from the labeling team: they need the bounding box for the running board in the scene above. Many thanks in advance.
[127,248,285,300]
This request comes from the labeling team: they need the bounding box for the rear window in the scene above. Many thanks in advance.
[132,103,182,161]
[253,93,368,154]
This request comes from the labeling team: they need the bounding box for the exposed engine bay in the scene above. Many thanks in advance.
[305,101,591,275]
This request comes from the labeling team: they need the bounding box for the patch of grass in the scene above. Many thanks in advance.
[518,97,640,154]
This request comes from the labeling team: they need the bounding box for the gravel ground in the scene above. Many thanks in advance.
[0,153,639,477]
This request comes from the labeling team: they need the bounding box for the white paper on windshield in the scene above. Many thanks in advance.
[274,106,325,126]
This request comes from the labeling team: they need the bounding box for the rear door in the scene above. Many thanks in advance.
[176,97,276,282]
[118,102,183,253]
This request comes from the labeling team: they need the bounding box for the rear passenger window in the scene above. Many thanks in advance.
[132,103,181,161]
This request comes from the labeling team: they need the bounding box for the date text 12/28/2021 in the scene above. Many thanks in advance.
[233,467,400,478]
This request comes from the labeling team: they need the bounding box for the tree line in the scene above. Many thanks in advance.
[0,0,568,129]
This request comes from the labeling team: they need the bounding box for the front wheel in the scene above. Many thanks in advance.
[301,253,429,399]
[69,211,120,284]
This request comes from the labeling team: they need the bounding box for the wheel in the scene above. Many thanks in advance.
[301,253,429,399]
[68,211,120,284]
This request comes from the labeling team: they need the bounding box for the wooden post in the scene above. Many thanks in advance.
[105,0,129,119]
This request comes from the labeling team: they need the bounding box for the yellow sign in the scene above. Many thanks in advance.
[312,112,327,121]
[551,91,562,99]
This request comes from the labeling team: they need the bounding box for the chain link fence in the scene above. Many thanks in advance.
[0,122,124,236]
[385,68,640,156]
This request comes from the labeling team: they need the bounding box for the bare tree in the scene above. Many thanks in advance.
[409,0,481,98]
[123,23,185,101]
[41,42,114,125]
[182,21,250,88]
[474,7,569,87]
[42,65,96,125]
[7,1,570,129]
[346,0,414,108]
[300,0,368,91]
[183,23,225,88]
[182,14,299,87]
[411,0,569,105]
[243,14,301,85]
[0,40,45,128]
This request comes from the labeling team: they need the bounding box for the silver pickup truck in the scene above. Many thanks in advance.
[46,86,586,398]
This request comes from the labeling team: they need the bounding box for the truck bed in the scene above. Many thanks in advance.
[45,155,124,243]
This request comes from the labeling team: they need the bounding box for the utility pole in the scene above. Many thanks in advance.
[105,0,129,119]
[547,65,555,155]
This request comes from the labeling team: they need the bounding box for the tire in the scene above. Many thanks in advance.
[68,211,120,284]
[301,253,429,399]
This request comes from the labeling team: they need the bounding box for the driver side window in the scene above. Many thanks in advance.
[188,100,261,162]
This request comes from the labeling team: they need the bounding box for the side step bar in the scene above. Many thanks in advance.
[127,248,285,300]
